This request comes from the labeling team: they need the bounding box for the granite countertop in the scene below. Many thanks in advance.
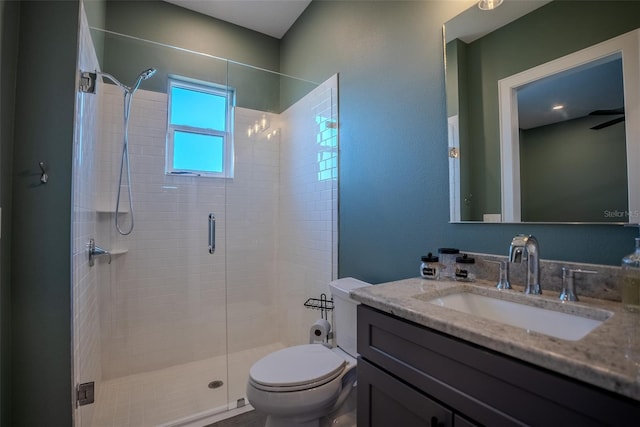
[351,278,640,401]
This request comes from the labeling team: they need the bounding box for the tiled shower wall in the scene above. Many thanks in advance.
[225,108,281,354]
[278,75,338,346]
[79,64,336,384]
[72,7,102,426]
[96,85,281,379]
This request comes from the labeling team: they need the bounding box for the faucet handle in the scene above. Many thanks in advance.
[560,267,597,301]
[88,238,112,266]
[486,260,512,290]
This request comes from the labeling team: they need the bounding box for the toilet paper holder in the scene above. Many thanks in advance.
[305,293,334,345]
[309,318,332,345]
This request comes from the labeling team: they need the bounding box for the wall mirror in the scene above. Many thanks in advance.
[444,0,640,223]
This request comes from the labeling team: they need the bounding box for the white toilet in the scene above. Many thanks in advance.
[246,278,370,427]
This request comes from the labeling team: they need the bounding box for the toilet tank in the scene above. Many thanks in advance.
[329,278,371,357]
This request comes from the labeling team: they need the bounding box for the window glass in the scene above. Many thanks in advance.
[166,77,234,178]
[170,86,227,131]
[173,131,224,173]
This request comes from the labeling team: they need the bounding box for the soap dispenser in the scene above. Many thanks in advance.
[622,234,640,312]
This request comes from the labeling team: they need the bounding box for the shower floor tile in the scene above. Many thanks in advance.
[89,343,284,427]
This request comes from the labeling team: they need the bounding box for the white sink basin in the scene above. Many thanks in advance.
[426,291,612,341]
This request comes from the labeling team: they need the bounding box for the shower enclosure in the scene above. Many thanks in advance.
[72,7,338,427]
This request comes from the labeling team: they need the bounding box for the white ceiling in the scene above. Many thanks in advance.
[164,0,312,39]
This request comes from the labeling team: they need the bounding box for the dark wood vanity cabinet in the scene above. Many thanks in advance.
[357,305,640,427]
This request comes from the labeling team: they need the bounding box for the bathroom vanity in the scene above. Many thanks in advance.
[352,278,640,426]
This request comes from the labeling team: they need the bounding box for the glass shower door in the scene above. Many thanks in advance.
[223,63,338,410]
[73,19,232,427]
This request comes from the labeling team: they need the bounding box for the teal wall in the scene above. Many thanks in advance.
[0,1,19,424]
[460,0,640,220]
[446,38,472,220]
[9,1,79,426]
[520,115,627,222]
[445,39,459,118]
[280,0,639,284]
[83,0,106,61]
[98,0,311,113]
[104,0,280,71]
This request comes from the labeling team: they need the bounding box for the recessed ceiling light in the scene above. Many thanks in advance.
[552,104,564,110]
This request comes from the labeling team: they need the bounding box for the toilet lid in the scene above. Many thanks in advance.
[249,344,346,388]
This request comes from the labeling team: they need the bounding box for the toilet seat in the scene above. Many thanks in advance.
[249,344,347,392]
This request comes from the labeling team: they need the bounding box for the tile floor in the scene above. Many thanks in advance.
[89,343,284,427]
[208,409,267,427]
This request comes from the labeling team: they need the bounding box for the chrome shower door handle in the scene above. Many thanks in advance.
[208,213,215,254]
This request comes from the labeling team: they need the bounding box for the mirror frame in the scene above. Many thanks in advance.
[498,29,640,223]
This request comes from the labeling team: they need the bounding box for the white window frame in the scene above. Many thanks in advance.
[166,77,235,178]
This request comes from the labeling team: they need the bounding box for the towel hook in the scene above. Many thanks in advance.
[39,161,48,184]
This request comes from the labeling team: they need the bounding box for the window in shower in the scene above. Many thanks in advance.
[166,77,235,178]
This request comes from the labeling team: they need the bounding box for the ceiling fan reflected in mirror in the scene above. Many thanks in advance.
[589,107,625,130]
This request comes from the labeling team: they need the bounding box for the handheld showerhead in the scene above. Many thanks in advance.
[131,68,157,92]
[92,66,157,235]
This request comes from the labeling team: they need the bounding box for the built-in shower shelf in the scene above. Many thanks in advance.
[94,201,130,214]
[95,208,130,214]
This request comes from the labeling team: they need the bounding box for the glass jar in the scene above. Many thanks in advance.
[622,237,640,312]
[420,253,441,280]
[455,254,476,282]
[438,248,460,279]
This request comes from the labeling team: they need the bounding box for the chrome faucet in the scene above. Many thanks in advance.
[508,234,541,295]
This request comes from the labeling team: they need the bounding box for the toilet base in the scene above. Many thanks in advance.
[256,381,357,427]
[327,412,357,427]
[321,385,357,427]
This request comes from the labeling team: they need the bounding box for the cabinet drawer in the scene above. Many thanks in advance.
[358,358,452,427]
[357,304,640,426]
